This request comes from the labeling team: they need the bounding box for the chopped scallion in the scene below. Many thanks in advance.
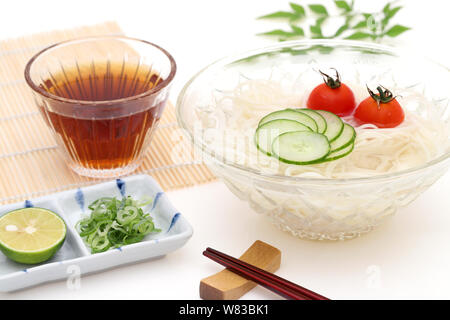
[76,195,160,253]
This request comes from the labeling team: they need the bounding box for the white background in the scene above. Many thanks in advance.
[0,0,449,299]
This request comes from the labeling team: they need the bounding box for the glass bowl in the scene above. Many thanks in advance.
[176,39,450,240]
[25,36,176,178]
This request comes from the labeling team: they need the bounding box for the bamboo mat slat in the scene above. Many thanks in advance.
[0,21,216,204]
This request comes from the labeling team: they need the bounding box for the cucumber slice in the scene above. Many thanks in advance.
[315,110,344,142]
[296,108,327,134]
[323,141,355,162]
[272,131,331,165]
[258,109,318,132]
[330,123,356,153]
[255,119,312,156]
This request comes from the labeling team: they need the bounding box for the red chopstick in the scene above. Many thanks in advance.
[203,247,329,300]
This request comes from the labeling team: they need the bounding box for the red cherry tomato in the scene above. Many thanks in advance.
[354,85,404,128]
[307,69,356,117]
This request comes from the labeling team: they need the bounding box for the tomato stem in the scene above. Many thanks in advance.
[319,68,341,89]
[366,85,396,109]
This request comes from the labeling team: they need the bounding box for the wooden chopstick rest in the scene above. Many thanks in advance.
[199,240,281,300]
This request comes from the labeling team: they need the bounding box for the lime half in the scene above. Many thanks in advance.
[0,207,66,264]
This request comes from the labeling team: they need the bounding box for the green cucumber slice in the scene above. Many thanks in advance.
[272,131,331,165]
[296,108,327,134]
[255,119,312,156]
[315,110,344,142]
[258,109,318,132]
[330,123,356,153]
[323,141,355,162]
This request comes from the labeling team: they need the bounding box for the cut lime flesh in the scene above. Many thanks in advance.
[0,207,66,264]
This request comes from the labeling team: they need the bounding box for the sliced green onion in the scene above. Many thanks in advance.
[76,195,160,254]
[111,220,126,233]
[96,221,112,237]
[91,235,111,253]
[137,196,153,207]
[76,218,97,237]
[116,206,138,225]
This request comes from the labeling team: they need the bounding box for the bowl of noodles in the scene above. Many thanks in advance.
[176,40,450,240]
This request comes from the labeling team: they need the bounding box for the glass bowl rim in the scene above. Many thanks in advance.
[176,39,450,185]
[24,35,177,106]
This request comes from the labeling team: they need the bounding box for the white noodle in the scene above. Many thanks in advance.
[204,78,449,179]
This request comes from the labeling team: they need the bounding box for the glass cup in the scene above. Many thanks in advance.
[24,36,176,178]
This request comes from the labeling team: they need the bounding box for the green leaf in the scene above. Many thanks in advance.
[257,27,306,40]
[350,0,355,9]
[291,25,305,36]
[308,4,328,16]
[280,48,306,56]
[334,0,351,12]
[387,6,402,19]
[345,13,355,25]
[352,20,367,29]
[382,6,402,27]
[384,24,410,37]
[382,2,391,15]
[345,31,372,40]
[257,29,296,38]
[362,13,373,20]
[310,24,323,36]
[334,24,349,37]
[254,0,411,47]
[257,11,300,21]
[381,7,402,28]
[315,16,327,26]
[316,45,334,54]
[289,2,305,16]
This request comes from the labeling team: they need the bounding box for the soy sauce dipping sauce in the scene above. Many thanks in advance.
[38,62,166,170]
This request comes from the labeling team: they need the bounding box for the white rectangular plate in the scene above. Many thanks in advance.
[0,174,193,292]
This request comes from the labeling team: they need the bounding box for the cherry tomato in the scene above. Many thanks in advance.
[307,69,356,116]
[354,85,404,128]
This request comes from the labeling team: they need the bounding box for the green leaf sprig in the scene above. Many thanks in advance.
[257,1,410,42]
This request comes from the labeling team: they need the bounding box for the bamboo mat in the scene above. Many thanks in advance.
[0,21,216,205]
